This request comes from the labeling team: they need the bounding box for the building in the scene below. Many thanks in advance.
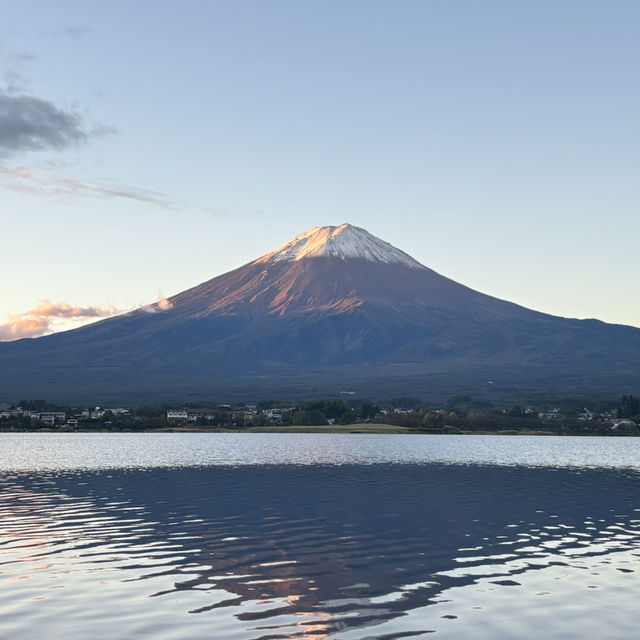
[167,407,244,423]
[37,412,66,425]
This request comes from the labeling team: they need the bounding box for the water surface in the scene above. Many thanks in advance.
[2,432,640,470]
[2,434,640,639]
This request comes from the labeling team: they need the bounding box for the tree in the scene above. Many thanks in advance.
[359,403,379,421]
[292,410,326,426]
[337,410,357,425]
[422,412,445,428]
[618,394,640,419]
[252,411,268,427]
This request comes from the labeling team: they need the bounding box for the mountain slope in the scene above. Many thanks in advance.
[2,224,640,403]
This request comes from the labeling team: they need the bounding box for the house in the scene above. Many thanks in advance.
[612,419,637,429]
[37,412,66,425]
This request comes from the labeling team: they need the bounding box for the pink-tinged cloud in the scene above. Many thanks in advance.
[0,300,121,341]
[0,315,50,340]
[30,300,119,318]
[0,164,174,208]
[1,295,176,340]
[141,293,174,313]
[157,295,174,311]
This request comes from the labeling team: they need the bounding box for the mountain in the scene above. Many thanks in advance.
[2,223,640,404]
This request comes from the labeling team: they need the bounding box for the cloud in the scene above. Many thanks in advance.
[0,165,174,208]
[0,300,120,341]
[0,47,111,153]
[203,206,266,219]
[0,164,261,213]
[1,293,177,341]
[6,52,36,66]
[141,293,174,313]
[0,315,50,341]
[0,91,92,157]
[157,295,174,311]
[58,26,92,39]
[2,51,36,93]
[30,300,119,318]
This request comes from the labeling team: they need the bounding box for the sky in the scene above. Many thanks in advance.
[1,0,639,339]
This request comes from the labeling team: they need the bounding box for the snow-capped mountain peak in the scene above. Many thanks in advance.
[256,223,424,269]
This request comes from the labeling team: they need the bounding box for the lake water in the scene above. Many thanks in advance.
[2,434,640,639]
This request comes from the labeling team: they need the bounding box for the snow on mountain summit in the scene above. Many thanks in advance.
[256,223,424,269]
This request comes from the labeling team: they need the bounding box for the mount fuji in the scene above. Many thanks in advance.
[2,223,640,403]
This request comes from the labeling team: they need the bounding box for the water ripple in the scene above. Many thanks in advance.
[3,432,640,471]
[2,460,640,639]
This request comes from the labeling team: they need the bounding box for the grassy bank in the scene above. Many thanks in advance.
[151,424,559,435]
[246,423,410,433]
[151,423,410,434]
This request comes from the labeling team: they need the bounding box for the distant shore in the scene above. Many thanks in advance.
[1,423,588,436]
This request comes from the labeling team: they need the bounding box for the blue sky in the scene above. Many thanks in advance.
[1,0,639,338]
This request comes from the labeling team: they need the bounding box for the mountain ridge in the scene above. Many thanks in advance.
[2,223,640,404]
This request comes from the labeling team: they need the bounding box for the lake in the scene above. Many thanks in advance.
[2,433,640,639]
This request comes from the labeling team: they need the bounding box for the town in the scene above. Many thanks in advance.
[1,394,639,435]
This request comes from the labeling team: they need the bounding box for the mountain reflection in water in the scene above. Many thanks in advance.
[2,463,640,639]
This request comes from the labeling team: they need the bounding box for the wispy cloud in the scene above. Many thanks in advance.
[0,78,167,208]
[0,82,258,213]
[0,164,263,213]
[0,165,174,208]
[2,52,36,93]
[203,206,265,219]
[58,26,92,39]
[0,91,91,157]
[0,300,121,341]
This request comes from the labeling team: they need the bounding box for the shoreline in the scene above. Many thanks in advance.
[1,424,634,436]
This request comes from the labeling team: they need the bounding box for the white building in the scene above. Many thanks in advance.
[38,412,66,425]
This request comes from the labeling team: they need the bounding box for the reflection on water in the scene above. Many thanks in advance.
[2,458,640,639]
[3,432,640,470]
